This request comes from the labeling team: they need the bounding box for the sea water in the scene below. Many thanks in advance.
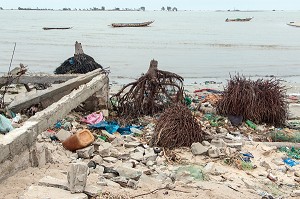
[0,10,300,84]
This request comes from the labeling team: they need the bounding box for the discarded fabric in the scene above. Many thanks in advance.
[81,112,104,125]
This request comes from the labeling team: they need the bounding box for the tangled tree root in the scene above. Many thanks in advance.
[151,103,204,149]
[54,41,103,74]
[111,59,184,119]
[216,75,287,126]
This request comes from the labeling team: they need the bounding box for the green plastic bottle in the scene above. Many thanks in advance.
[245,120,257,130]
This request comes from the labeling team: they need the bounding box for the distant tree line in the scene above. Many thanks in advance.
[161,6,178,11]
[18,7,53,10]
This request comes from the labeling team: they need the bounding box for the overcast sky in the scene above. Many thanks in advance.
[0,0,299,10]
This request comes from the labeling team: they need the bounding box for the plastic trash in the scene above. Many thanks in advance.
[279,146,300,159]
[89,121,120,134]
[12,113,22,123]
[283,157,300,167]
[81,112,104,125]
[0,114,14,134]
[62,129,95,151]
[245,120,257,130]
[130,127,144,136]
[228,115,243,126]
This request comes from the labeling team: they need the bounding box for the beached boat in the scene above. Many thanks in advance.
[225,17,253,22]
[287,21,300,27]
[43,27,72,30]
[111,21,154,27]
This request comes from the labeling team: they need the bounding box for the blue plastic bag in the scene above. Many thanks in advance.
[0,115,14,134]
[283,158,300,167]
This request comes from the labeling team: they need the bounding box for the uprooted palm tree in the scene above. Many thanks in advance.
[111,59,184,119]
[54,41,103,74]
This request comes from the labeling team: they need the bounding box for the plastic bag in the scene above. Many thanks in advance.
[0,115,14,134]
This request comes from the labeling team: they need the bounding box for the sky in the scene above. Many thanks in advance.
[0,0,299,10]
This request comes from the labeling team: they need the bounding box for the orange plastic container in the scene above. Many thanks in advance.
[62,129,95,151]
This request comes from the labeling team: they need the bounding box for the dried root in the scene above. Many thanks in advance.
[216,75,287,126]
[111,59,184,119]
[151,103,204,149]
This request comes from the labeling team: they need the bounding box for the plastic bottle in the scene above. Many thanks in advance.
[245,120,257,130]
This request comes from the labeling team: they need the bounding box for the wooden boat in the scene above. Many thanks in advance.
[43,27,72,30]
[111,21,154,27]
[287,21,300,27]
[225,17,253,22]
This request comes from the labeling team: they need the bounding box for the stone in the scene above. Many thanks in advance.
[92,155,103,165]
[216,127,228,134]
[134,146,145,153]
[22,185,88,199]
[201,141,210,146]
[225,143,243,150]
[111,137,124,147]
[127,179,138,189]
[67,162,88,193]
[143,148,157,162]
[103,157,118,163]
[56,129,72,142]
[208,147,220,158]
[76,146,94,159]
[84,185,102,197]
[111,176,128,187]
[146,160,154,167]
[203,162,215,174]
[210,139,226,148]
[115,165,142,180]
[191,142,208,155]
[260,161,272,170]
[295,171,300,177]
[272,158,285,166]
[291,190,300,197]
[130,152,144,161]
[38,176,69,190]
[95,142,112,157]
[124,141,141,148]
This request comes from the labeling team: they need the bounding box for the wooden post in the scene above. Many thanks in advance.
[74,41,84,55]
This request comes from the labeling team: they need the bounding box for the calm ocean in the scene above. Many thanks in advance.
[0,10,300,84]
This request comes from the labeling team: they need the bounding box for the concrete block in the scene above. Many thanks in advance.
[56,129,72,142]
[22,185,88,199]
[68,163,89,193]
[191,142,208,155]
[76,145,95,159]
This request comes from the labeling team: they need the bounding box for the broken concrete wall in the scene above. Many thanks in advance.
[0,74,109,182]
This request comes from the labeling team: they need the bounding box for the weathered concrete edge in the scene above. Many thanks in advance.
[0,73,79,85]
[8,68,104,112]
[0,74,108,182]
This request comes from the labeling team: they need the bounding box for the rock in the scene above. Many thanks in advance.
[216,127,228,134]
[203,162,215,174]
[111,137,124,147]
[134,146,145,153]
[76,146,94,159]
[208,147,220,158]
[291,190,300,197]
[101,130,116,140]
[111,176,128,187]
[103,157,118,163]
[92,155,103,165]
[225,143,243,150]
[56,129,72,142]
[143,148,157,162]
[124,141,141,148]
[210,139,226,148]
[130,152,144,161]
[146,160,155,167]
[67,162,88,193]
[127,179,138,189]
[84,185,102,197]
[260,161,272,170]
[115,165,142,180]
[38,176,69,190]
[94,142,112,157]
[272,158,284,166]
[191,142,208,155]
[22,185,88,199]
[138,174,160,190]
[156,156,166,166]
[202,141,210,146]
